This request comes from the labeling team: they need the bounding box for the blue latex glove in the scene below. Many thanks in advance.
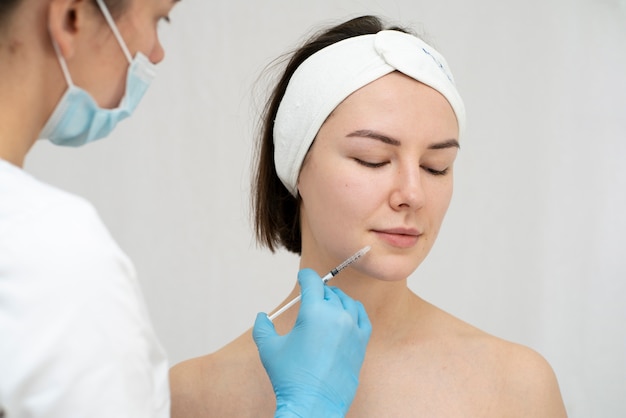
[253,268,372,418]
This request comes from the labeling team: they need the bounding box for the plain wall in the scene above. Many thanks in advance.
[25,0,626,416]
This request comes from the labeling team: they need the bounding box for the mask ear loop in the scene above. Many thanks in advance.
[51,40,74,87]
[94,0,133,64]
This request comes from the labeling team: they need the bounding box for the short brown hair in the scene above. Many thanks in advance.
[0,0,21,28]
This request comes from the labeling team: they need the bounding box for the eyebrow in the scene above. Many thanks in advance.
[347,130,400,146]
[429,138,460,150]
[346,129,460,150]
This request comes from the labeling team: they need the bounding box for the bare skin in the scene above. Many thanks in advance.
[170,73,567,417]
[171,285,566,417]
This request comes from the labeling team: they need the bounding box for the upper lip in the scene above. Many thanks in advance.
[373,227,422,236]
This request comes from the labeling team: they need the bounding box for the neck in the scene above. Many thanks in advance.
[0,7,65,167]
[277,267,426,345]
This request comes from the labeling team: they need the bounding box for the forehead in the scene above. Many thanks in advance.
[323,72,459,139]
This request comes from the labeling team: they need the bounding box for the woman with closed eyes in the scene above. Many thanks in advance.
[170,15,567,417]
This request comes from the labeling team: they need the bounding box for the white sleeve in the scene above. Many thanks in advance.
[0,198,170,418]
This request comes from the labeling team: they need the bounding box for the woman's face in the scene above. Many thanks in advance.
[69,0,178,108]
[297,72,459,282]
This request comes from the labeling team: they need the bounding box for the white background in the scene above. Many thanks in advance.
[26,0,625,416]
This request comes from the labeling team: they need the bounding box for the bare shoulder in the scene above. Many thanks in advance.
[451,317,567,417]
[494,339,567,417]
[169,330,275,418]
[169,352,226,417]
[430,307,567,417]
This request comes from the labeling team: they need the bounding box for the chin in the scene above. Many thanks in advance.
[356,254,423,283]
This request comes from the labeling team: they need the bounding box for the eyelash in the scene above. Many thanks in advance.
[354,158,387,168]
[354,158,449,176]
[424,167,449,176]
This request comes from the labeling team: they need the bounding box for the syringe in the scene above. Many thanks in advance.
[268,245,371,321]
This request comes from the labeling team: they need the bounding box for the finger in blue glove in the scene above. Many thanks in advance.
[253,268,372,418]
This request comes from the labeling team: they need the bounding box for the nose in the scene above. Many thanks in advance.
[389,165,426,211]
[149,41,165,64]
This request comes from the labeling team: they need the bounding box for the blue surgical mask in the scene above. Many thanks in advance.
[39,0,156,146]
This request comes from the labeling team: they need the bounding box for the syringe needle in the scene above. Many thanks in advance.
[268,246,370,321]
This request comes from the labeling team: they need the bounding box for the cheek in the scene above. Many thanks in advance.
[301,172,359,227]
[439,180,454,213]
[299,162,377,246]
[424,179,454,233]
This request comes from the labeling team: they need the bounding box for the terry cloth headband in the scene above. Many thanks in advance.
[273,29,466,196]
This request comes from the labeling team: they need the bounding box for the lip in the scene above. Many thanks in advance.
[372,227,422,248]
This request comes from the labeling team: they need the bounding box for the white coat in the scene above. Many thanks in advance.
[0,159,169,417]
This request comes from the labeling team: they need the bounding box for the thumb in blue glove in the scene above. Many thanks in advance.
[253,268,372,418]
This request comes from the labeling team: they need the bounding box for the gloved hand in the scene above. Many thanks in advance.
[253,268,372,418]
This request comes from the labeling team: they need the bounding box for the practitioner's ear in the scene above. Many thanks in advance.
[47,0,94,59]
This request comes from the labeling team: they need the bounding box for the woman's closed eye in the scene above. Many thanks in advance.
[354,157,450,175]
[353,158,389,168]
[421,165,450,176]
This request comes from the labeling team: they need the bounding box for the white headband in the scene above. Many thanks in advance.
[273,30,466,196]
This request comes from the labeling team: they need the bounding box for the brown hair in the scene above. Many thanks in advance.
[252,15,412,254]
[0,0,21,28]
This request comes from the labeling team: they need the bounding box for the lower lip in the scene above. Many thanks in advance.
[374,231,420,248]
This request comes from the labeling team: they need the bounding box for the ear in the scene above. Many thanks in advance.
[47,0,92,59]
